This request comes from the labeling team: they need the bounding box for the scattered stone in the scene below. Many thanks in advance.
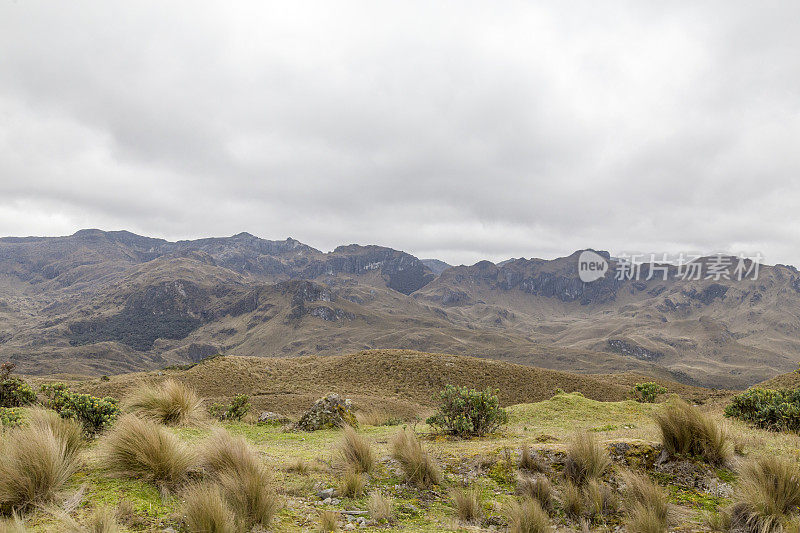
[317,488,336,500]
[296,393,357,431]
[258,411,291,425]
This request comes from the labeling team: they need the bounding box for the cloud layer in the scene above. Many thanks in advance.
[2,1,799,265]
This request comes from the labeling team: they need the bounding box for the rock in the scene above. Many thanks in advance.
[317,488,336,500]
[296,393,357,431]
[258,411,291,425]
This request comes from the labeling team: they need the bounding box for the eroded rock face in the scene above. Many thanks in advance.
[296,393,357,431]
[607,339,665,361]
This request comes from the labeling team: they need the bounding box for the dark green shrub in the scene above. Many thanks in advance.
[724,388,800,432]
[0,362,36,408]
[0,407,24,428]
[40,383,120,435]
[631,382,667,403]
[210,394,251,422]
[426,385,508,437]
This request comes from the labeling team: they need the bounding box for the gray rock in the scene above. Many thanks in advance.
[258,411,290,425]
[296,393,357,431]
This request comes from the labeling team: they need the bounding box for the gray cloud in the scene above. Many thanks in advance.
[1,1,799,266]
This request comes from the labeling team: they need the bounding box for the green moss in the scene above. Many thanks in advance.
[668,486,727,512]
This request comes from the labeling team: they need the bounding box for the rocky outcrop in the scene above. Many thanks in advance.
[296,393,357,431]
[607,339,664,361]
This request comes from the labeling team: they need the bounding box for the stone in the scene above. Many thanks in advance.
[258,411,291,425]
[296,393,357,431]
[317,488,336,500]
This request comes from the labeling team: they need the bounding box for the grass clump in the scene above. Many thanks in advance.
[367,491,393,523]
[199,429,279,528]
[584,479,618,521]
[123,379,205,426]
[58,506,121,533]
[181,482,238,533]
[620,471,669,533]
[507,498,552,533]
[27,408,84,462]
[338,425,374,473]
[452,487,482,523]
[338,471,366,498]
[653,398,731,465]
[730,456,800,533]
[563,432,610,485]
[0,515,28,533]
[0,424,81,509]
[99,414,194,485]
[516,475,554,513]
[519,446,549,474]
[390,428,441,487]
[318,510,339,532]
[562,481,584,520]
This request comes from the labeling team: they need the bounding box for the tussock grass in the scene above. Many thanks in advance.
[562,481,584,520]
[123,379,206,427]
[99,415,193,485]
[653,398,731,465]
[620,471,669,533]
[286,458,310,475]
[519,446,549,474]
[508,498,552,533]
[27,408,84,462]
[516,475,554,513]
[199,429,278,528]
[584,479,617,520]
[338,471,366,499]
[452,487,482,523]
[731,456,800,533]
[58,506,121,533]
[390,428,441,487]
[181,482,238,533]
[367,491,393,522]
[318,510,339,532]
[338,425,374,473]
[0,515,28,533]
[0,424,81,508]
[563,432,610,485]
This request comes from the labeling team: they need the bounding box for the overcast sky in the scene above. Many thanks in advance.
[1,2,799,266]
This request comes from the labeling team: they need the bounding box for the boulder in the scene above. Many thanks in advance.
[257,411,291,425]
[296,393,357,431]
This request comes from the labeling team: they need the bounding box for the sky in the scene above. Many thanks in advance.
[1,1,799,266]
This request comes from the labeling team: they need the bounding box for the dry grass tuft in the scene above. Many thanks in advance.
[516,475,554,513]
[58,506,121,533]
[731,456,800,533]
[123,379,206,427]
[286,458,310,475]
[338,425,374,473]
[508,498,552,533]
[0,515,28,533]
[452,487,482,523]
[562,481,584,520]
[0,424,81,508]
[563,432,610,486]
[584,479,617,520]
[367,491,394,523]
[99,415,194,485]
[338,471,366,499]
[519,447,549,474]
[652,398,731,465]
[27,408,84,462]
[389,428,441,487]
[620,471,669,533]
[318,510,340,532]
[181,482,238,533]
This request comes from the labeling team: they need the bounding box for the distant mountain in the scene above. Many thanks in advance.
[421,258,452,276]
[1,229,798,388]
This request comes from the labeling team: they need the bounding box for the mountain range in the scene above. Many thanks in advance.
[1,229,799,388]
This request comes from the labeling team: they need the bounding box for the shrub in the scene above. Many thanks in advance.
[620,471,669,533]
[426,385,508,437]
[730,456,800,533]
[199,429,278,528]
[0,363,36,408]
[123,379,205,426]
[653,398,731,465]
[338,471,366,498]
[210,394,251,422]
[40,383,120,435]
[367,491,393,522]
[724,388,800,432]
[0,424,81,508]
[516,475,554,513]
[338,425,374,473]
[507,498,552,533]
[389,428,441,487]
[181,482,238,533]
[27,408,84,462]
[452,487,482,523]
[0,407,23,428]
[519,446,549,474]
[631,382,667,403]
[99,415,194,485]
[563,432,610,486]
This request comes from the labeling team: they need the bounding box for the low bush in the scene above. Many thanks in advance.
[390,428,441,487]
[426,385,508,437]
[507,498,552,533]
[123,379,205,426]
[40,383,120,435]
[209,394,251,422]
[731,456,800,533]
[99,415,194,485]
[0,363,36,408]
[631,382,667,403]
[563,432,611,486]
[338,425,374,474]
[0,407,23,428]
[653,398,731,465]
[724,388,800,432]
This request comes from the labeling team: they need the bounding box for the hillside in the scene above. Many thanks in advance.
[3,229,800,387]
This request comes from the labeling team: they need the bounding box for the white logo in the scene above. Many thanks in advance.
[578,250,608,282]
